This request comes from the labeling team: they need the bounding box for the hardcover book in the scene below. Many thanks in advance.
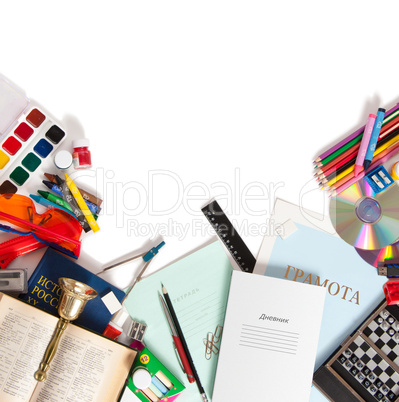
[0,292,136,402]
[19,248,126,334]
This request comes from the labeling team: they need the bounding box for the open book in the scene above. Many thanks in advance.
[0,292,137,402]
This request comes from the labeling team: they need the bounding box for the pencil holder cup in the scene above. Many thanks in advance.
[34,278,97,382]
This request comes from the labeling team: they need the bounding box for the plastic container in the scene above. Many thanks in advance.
[54,150,73,170]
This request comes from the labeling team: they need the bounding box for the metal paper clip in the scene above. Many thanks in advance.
[213,325,223,343]
[203,326,222,360]
[204,332,214,360]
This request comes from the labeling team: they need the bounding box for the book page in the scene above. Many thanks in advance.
[32,324,137,402]
[0,293,57,401]
[0,293,136,402]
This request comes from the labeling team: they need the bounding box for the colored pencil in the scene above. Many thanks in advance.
[322,125,399,184]
[330,142,399,196]
[315,115,399,172]
[318,149,358,178]
[315,115,399,169]
[314,103,399,162]
[316,144,360,172]
[326,129,399,187]
[320,123,399,187]
[315,108,399,167]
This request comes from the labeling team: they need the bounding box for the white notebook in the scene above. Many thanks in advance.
[212,271,326,402]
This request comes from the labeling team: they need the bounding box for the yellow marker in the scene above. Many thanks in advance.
[64,173,100,233]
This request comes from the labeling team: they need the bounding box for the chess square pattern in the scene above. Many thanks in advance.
[364,308,399,365]
[336,335,399,401]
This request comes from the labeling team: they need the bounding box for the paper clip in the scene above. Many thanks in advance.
[213,325,223,343]
[203,325,223,360]
[204,332,214,360]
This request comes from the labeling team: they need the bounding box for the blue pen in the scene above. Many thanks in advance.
[29,194,76,217]
[42,180,101,214]
[364,108,386,170]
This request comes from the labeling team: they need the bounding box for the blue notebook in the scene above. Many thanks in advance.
[19,248,125,334]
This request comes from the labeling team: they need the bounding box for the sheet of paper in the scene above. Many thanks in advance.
[254,198,387,401]
[123,241,234,402]
[212,271,326,402]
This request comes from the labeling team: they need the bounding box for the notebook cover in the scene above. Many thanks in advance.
[19,248,125,334]
[212,271,326,401]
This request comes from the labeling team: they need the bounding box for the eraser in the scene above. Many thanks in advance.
[276,219,298,240]
[101,291,122,314]
[0,269,28,293]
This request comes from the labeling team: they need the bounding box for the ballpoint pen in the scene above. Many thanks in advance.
[158,292,195,383]
[161,284,209,402]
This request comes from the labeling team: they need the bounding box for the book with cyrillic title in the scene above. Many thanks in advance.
[19,248,125,334]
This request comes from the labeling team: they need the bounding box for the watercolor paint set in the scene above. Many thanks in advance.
[0,75,67,195]
[126,347,185,402]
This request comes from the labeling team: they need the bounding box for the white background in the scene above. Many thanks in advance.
[2,1,399,401]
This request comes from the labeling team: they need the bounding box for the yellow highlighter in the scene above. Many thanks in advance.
[64,173,100,233]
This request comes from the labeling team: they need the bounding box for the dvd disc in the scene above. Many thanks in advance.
[356,241,399,267]
[329,178,399,250]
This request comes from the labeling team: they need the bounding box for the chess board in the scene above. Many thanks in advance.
[314,300,399,401]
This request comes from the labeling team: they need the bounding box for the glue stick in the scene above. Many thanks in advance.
[102,308,129,340]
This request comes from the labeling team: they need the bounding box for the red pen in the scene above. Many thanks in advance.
[158,292,195,383]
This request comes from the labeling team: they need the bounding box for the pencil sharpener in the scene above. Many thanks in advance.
[0,269,28,294]
[383,280,399,305]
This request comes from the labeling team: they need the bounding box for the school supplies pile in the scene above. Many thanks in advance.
[4,73,399,402]
[314,104,399,196]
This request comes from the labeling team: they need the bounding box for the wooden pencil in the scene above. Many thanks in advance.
[329,142,399,196]
[315,109,399,167]
[314,104,399,162]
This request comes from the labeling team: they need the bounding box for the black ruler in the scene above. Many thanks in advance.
[201,200,256,273]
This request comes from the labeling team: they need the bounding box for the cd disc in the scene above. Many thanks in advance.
[356,241,399,267]
[329,179,399,250]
